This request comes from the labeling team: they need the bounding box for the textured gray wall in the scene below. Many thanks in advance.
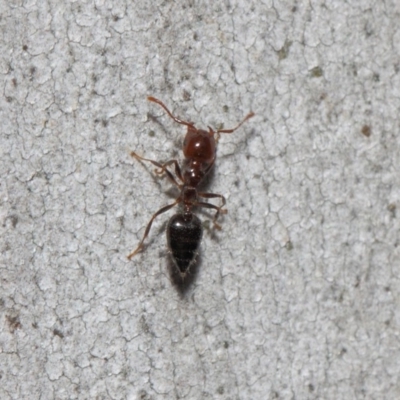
[1,1,399,399]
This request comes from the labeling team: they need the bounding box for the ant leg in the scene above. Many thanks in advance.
[131,152,183,187]
[215,111,255,140]
[127,200,180,260]
[156,159,184,183]
[148,96,195,129]
[198,192,227,210]
[197,192,228,230]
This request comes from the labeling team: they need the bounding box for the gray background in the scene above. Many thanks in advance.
[1,1,400,399]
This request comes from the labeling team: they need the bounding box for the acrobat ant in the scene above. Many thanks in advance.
[128,96,254,278]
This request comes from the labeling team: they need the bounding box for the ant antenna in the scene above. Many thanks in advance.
[214,111,254,141]
[148,96,194,128]
[216,112,255,134]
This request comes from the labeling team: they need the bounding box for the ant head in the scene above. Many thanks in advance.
[183,126,216,163]
[147,96,254,161]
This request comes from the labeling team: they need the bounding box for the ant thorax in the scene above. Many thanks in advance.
[182,158,213,188]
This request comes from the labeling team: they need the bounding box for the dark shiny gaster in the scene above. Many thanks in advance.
[167,214,203,275]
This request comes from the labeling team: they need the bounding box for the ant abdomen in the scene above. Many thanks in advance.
[167,213,203,277]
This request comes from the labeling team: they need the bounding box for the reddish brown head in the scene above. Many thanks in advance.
[183,127,216,164]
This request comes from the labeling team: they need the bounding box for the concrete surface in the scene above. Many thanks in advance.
[1,1,399,399]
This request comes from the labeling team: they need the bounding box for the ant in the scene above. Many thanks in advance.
[128,96,254,278]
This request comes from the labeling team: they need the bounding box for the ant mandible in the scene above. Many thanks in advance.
[128,96,254,278]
